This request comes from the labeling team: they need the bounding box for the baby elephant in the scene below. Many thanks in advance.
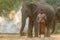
[36,9,47,37]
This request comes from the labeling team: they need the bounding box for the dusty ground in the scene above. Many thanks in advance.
[0,34,60,40]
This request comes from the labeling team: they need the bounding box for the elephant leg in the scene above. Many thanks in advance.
[34,20,38,37]
[20,15,27,36]
[46,24,51,37]
[28,17,34,37]
[51,17,56,33]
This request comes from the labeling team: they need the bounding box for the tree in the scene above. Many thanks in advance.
[0,0,21,17]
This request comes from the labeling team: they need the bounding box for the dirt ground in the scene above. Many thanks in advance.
[0,34,60,40]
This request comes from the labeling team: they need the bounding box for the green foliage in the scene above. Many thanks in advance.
[46,0,60,10]
[0,0,60,17]
[0,0,21,17]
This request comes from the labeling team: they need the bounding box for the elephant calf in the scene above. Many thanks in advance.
[36,9,47,37]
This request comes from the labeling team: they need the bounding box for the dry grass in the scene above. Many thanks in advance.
[0,34,60,40]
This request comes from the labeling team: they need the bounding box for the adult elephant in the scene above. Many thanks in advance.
[20,2,56,37]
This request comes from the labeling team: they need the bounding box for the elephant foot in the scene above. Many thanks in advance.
[34,33,38,37]
[47,33,51,37]
[47,35,50,37]
[44,35,50,37]
[20,34,23,36]
[27,35,33,37]
[34,34,38,37]
[28,36,33,38]
[27,34,33,37]
[20,32,26,36]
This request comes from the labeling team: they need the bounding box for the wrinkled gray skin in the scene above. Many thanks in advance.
[20,2,56,37]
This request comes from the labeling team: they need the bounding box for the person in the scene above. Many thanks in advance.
[36,8,47,37]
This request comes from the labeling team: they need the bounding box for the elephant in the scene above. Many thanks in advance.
[56,7,60,21]
[20,2,56,37]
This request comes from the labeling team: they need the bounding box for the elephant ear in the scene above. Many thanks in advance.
[29,3,37,13]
